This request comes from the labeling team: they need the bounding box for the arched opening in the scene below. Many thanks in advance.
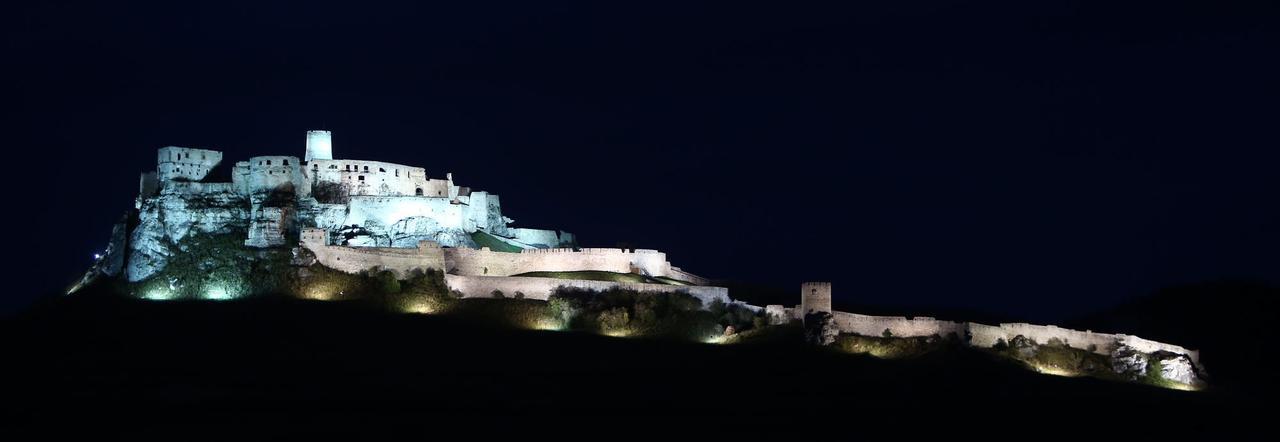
[415,188,424,196]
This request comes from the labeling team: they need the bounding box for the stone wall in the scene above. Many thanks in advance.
[1118,334,1201,366]
[443,274,731,307]
[832,312,967,338]
[509,228,567,248]
[307,158,431,197]
[801,282,832,316]
[443,246,681,279]
[797,283,1201,366]
[302,229,447,277]
[668,266,710,285]
[157,146,222,181]
[765,305,791,325]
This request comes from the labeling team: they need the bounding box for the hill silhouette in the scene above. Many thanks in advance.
[3,284,1269,437]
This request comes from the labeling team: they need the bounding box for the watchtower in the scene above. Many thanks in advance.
[305,130,333,161]
[801,282,832,315]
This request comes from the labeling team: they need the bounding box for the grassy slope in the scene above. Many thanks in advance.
[469,230,524,253]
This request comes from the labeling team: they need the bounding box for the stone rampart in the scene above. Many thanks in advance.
[965,322,1201,366]
[443,246,677,278]
[302,229,446,277]
[832,312,967,338]
[443,274,730,307]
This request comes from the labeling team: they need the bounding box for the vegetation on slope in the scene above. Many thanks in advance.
[543,287,765,340]
[469,230,524,253]
[833,333,959,359]
[130,229,294,300]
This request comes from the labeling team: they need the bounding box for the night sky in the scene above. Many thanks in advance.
[6,1,1278,320]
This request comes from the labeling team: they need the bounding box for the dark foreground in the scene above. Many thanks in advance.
[2,295,1267,438]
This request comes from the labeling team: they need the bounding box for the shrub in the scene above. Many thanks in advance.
[547,287,724,340]
[491,290,505,299]
[597,307,631,334]
[376,270,401,294]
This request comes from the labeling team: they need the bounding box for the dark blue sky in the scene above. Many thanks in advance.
[6,0,1279,320]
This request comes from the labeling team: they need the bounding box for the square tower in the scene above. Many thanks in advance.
[801,282,832,315]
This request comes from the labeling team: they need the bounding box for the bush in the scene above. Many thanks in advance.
[376,270,401,294]
[547,287,734,340]
[597,307,631,334]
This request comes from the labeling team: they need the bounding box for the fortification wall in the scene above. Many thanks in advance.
[966,322,1008,348]
[668,266,710,285]
[1117,335,1201,366]
[159,181,238,196]
[832,312,967,338]
[443,274,730,307]
[765,305,790,325]
[509,228,563,248]
[1003,323,1119,353]
[303,231,447,277]
[442,247,675,278]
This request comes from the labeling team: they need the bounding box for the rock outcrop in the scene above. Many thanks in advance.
[1155,352,1203,386]
[127,185,249,281]
[1109,345,1149,380]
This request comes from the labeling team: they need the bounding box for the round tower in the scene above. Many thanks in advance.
[305,130,333,161]
[800,282,832,315]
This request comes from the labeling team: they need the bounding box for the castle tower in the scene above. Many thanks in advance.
[305,130,333,161]
[800,282,832,315]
